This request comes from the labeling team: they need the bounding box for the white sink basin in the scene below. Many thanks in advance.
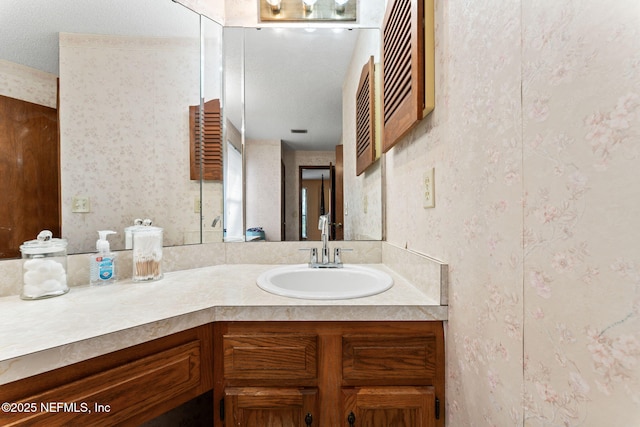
[257,264,393,300]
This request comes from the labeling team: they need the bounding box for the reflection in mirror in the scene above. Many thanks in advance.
[223,27,381,242]
[300,167,332,241]
[222,27,245,242]
[200,16,225,244]
[0,0,223,256]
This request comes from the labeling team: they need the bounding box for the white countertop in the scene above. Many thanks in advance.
[0,264,447,385]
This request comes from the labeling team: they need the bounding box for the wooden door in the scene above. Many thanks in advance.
[281,161,286,240]
[225,387,318,427]
[333,146,344,240]
[0,95,60,258]
[342,386,436,427]
[329,162,336,240]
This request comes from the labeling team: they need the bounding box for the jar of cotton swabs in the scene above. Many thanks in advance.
[132,226,163,281]
[20,230,69,300]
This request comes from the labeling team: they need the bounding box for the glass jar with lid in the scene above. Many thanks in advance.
[19,230,69,300]
[132,226,163,282]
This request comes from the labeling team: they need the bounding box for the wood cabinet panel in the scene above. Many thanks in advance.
[342,386,435,427]
[215,321,444,427]
[343,334,438,385]
[1,324,213,426]
[223,333,317,381]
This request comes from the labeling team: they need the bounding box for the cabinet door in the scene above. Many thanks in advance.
[342,386,435,427]
[1,325,213,427]
[223,333,318,382]
[225,387,318,427]
[342,334,438,385]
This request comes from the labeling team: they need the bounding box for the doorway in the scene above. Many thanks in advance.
[299,166,331,241]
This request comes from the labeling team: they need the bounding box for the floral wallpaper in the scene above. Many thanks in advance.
[384,0,639,425]
[4,0,638,424]
[522,1,640,425]
[0,60,57,108]
[59,33,223,253]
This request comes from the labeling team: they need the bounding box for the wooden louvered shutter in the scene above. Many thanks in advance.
[381,0,424,152]
[190,99,222,181]
[356,56,376,176]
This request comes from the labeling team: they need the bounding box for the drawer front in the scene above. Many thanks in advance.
[3,341,201,426]
[342,335,438,384]
[223,334,317,380]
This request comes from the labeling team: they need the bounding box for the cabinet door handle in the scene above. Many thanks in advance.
[305,412,313,426]
[347,411,356,426]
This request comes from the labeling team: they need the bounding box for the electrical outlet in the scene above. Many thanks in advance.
[423,168,435,208]
[71,196,90,213]
[194,197,201,213]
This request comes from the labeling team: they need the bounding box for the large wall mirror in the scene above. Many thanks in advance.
[223,26,382,242]
[0,0,223,257]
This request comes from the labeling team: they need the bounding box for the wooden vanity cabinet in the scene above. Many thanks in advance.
[214,321,444,427]
[0,324,213,426]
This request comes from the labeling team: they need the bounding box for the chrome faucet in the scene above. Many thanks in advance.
[299,214,352,268]
[319,214,330,264]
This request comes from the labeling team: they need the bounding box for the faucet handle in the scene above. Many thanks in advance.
[299,248,318,264]
[333,247,353,265]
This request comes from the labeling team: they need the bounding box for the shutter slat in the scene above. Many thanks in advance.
[355,56,376,176]
[190,99,222,181]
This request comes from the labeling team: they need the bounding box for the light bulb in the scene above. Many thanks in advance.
[266,0,281,13]
[335,0,348,14]
[303,0,317,13]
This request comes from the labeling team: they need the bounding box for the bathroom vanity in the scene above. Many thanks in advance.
[0,263,447,426]
[216,321,444,427]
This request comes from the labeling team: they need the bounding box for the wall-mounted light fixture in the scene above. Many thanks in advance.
[259,0,355,22]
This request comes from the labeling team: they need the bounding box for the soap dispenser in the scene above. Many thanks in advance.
[90,230,117,285]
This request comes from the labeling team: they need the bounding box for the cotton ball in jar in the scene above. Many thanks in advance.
[36,260,56,274]
[24,270,44,286]
[23,258,44,271]
[41,279,64,292]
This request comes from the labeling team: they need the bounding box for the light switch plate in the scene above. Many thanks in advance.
[72,196,90,213]
[194,197,201,213]
[423,168,435,208]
